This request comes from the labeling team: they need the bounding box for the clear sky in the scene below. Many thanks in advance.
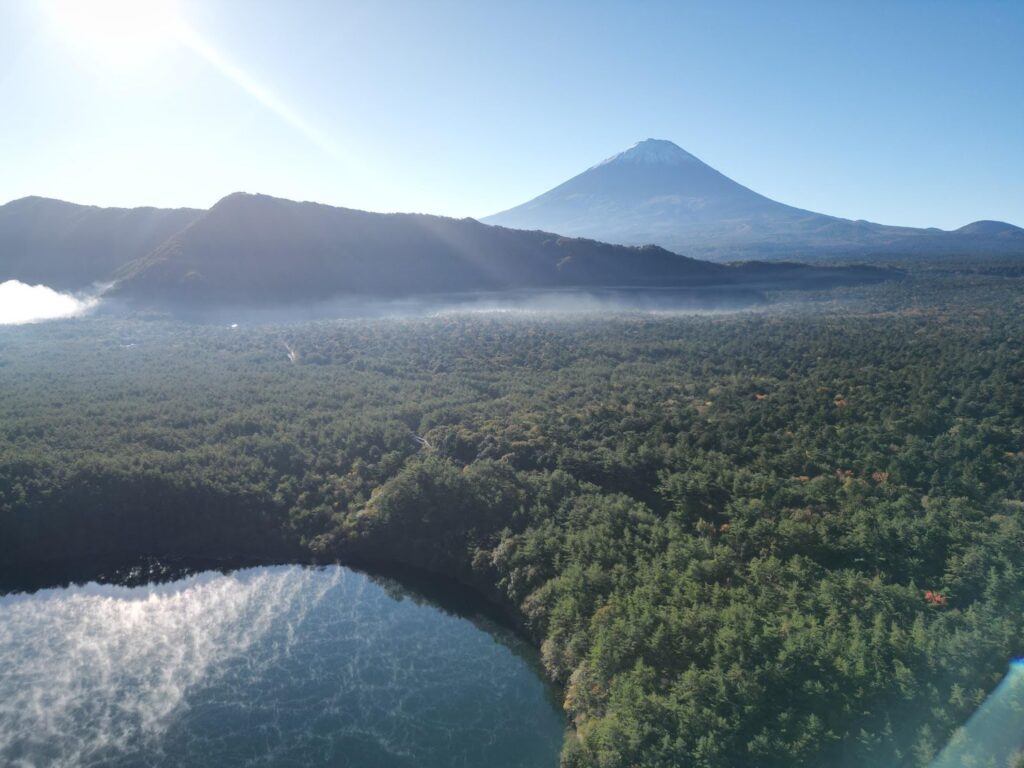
[1,0,1021,228]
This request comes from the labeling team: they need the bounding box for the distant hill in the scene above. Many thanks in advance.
[111,193,890,306]
[953,220,1024,238]
[0,196,203,290]
[483,139,1024,261]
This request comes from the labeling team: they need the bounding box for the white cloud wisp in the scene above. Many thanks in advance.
[0,281,100,325]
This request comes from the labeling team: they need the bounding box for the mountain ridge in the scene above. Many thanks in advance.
[110,192,891,306]
[0,191,894,307]
[482,139,1024,260]
[0,196,203,290]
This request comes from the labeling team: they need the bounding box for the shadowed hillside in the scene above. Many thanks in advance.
[112,192,892,306]
[0,197,203,290]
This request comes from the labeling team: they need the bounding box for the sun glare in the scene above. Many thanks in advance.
[44,0,184,65]
[40,0,343,158]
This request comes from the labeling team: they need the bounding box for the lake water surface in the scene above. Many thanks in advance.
[0,564,564,767]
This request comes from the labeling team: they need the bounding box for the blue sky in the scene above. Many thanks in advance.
[1,0,1021,228]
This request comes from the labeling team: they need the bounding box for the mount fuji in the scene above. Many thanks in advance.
[483,139,1024,260]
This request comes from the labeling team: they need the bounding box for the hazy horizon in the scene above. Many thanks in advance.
[1,0,1022,229]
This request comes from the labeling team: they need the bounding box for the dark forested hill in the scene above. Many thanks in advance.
[112,192,890,305]
[0,196,203,290]
[483,139,1024,261]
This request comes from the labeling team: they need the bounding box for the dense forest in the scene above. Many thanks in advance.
[1,268,1023,767]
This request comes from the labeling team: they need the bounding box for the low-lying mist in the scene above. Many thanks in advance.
[0,280,101,325]
[123,286,768,325]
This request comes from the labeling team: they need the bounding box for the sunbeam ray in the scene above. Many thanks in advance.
[175,24,345,162]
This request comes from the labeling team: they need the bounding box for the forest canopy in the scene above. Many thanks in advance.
[1,269,1023,767]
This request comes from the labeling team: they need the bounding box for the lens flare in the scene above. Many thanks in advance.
[175,25,344,160]
[929,661,1024,768]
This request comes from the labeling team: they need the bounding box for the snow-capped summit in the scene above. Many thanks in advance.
[592,139,700,169]
[482,139,1024,260]
[483,139,802,253]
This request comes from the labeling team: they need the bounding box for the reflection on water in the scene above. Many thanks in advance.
[0,565,564,767]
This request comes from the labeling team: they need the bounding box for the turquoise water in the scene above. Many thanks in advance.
[0,565,564,767]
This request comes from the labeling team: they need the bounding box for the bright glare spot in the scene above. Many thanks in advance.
[929,662,1024,768]
[44,0,184,65]
[0,281,99,325]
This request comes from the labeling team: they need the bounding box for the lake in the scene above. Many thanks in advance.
[0,564,565,767]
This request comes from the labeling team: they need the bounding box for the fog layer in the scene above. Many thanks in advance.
[0,280,99,325]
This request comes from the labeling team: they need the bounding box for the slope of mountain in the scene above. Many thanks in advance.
[954,220,1024,238]
[0,197,203,290]
[483,139,1024,260]
[112,192,890,306]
